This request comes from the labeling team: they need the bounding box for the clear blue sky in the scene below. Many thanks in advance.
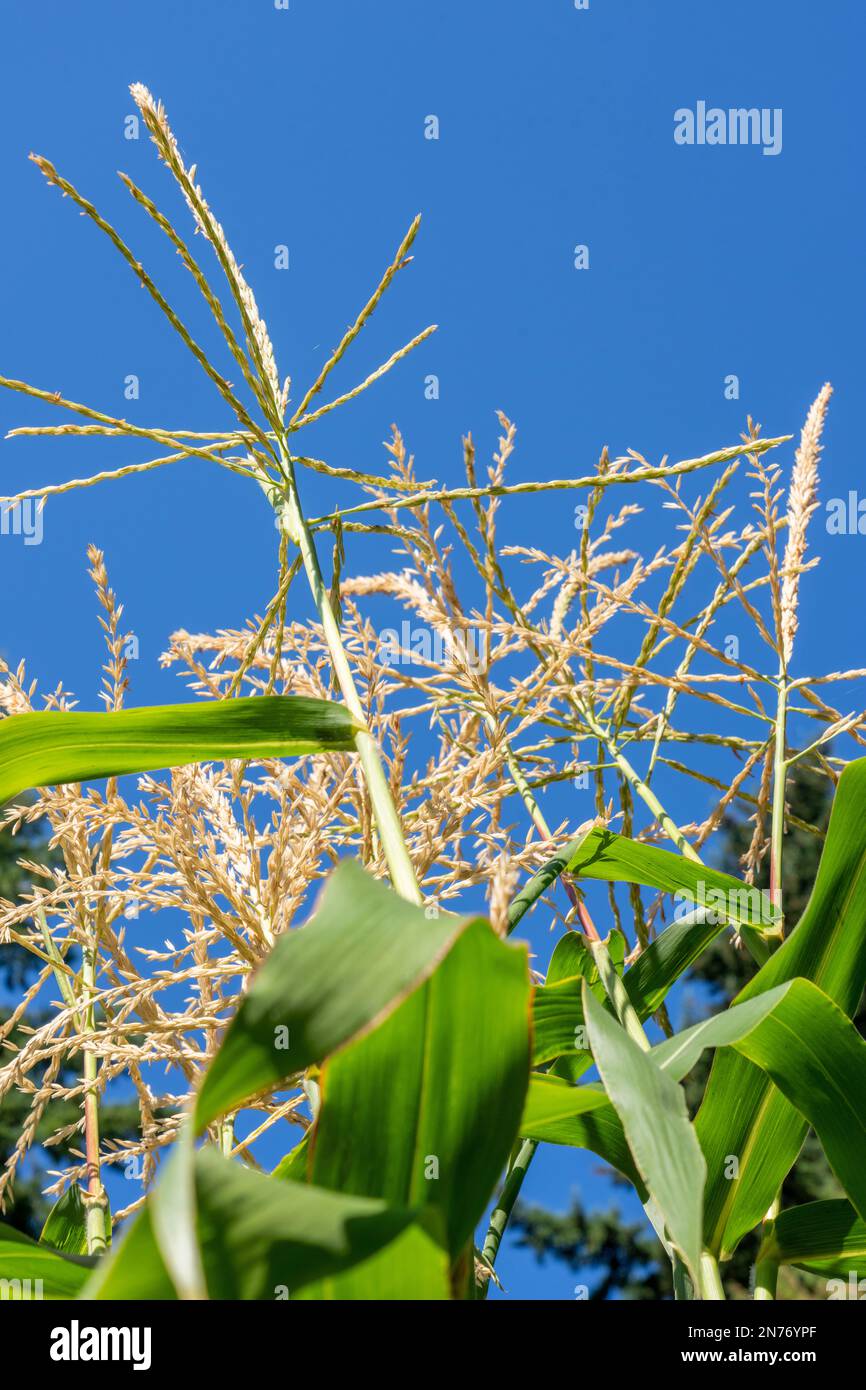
[1,1,864,1299]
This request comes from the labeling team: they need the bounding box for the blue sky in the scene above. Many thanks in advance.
[1,1,864,1299]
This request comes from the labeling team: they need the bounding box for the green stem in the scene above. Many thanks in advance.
[218,1117,235,1157]
[481,710,597,935]
[270,451,422,904]
[478,1138,538,1297]
[478,721,652,1283]
[81,936,108,1256]
[580,703,701,862]
[754,1196,781,1300]
[588,938,650,1051]
[698,1251,726,1301]
[753,1252,779,1301]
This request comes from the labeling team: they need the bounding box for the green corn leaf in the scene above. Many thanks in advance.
[534,929,624,1071]
[195,859,500,1130]
[118,861,528,1297]
[623,908,731,1017]
[759,1200,866,1283]
[272,1132,311,1182]
[544,928,600,984]
[307,894,531,1261]
[82,1206,176,1301]
[195,1154,439,1300]
[534,976,866,1278]
[508,824,778,935]
[651,981,796,1080]
[651,978,866,1228]
[292,1222,451,1301]
[534,917,719,1071]
[520,1073,645,1195]
[150,1124,205,1301]
[0,695,357,805]
[507,835,589,935]
[0,1222,94,1299]
[533,976,588,1066]
[697,756,866,1258]
[547,927,626,984]
[86,1149,429,1300]
[582,982,706,1283]
[567,828,777,926]
[517,827,774,1060]
[39,1183,108,1256]
[545,928,595,985]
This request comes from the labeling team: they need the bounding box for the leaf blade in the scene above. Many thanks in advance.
[697,756,866,1256]
[509,825,778,935]
[520,1073,646,1195]
[86,1150,427,1301]
[761,1200,866,1281]
[0,695,356,805]
[39,1184,91,1257]
[308,912,531,1259]
[582,982,706,1282]
[195,860,479,1129]
[0,1222,93,1299]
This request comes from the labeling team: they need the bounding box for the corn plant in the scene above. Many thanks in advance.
[1,86,865,1301]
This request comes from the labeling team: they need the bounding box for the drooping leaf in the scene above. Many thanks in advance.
[582,983,706,1282]
[697,756,866,1257]
[195,1152,429,1301]
[195,860,494,1130]
[650,982,796,1080]
[86,1148,425,1301]
[0,1222,93,1299]
[0,694,356,806]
